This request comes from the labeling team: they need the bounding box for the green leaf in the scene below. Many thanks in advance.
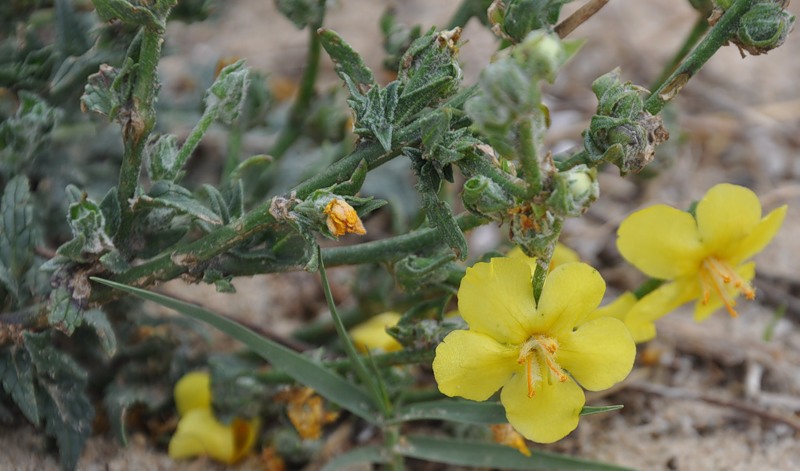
[136,181,223,225]
[144,134,180,182]
[80,59,136,123]
[103,384,165,445]
[319,29,375,91]
[0,175,39,302]
[320,445,389,471]
[57,186,115,262]
[392,400,624,424]
[410,152,467,260]
[91,0,161,26]
[83,309,117,357]
[24,332,93,471]
[90,277,380,423]
[396,435,638,470]
[48,285,83,335]
[206,59,250,125]
[392,399,505,425]
[0,93,59,177]
[0,346,40,425]
[345,78,399,151]
[274,0,324,28]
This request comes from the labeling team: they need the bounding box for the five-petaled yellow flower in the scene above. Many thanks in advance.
[617,183,786,322]
[169,372,260,464]
[433,258,635,443]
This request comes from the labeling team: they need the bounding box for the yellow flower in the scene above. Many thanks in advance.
[169,372,260,464]
[349,312,403,353]
[507,242,580,273]
[324,198,366,237]
[586,292,664,343]
[433,258,635,443]
[617,183,786,321]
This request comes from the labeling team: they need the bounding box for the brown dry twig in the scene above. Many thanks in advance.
[555,0,611,38]
[624,380,800,434]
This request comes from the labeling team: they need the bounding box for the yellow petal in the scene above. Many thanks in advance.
[324,198,366,236]
[500,370,584,443]
[551,243,580,268]
[585,292,638,323]
[535,263,605,335]
[458,258,536,344]
[696,184,761,255]
[507,246,538,276]
[728,205,787,264]
[693,261,755,322]
[617,205,704,279]
[433,330,518,401]
[168,409,259,464]
[349,312,403,353]
[174,372,211,417]
[556,317,635,391]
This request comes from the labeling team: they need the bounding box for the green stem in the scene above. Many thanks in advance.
[322,213,487,266]
[319,249,391,417]
[518,119,541,197]
[270,15,324,160]
[650,12,711,92]
[115,23,166,248]
[644,0,753,115]
[447,0,491,29]
[633,278,665,300]
[172,104,218,174]
[555,149,591,172]
[223,124,243,185]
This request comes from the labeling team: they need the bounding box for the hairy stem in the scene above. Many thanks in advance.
[269,14,324,160]
[644,0,753,115]
[650,11,711,92]
[555,0,611,38]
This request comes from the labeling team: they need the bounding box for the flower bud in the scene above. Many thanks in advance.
[547,165,599,217]
[462,176,516,221]
[733,3,795,56]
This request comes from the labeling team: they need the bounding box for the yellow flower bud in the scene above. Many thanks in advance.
[323,198,366,237]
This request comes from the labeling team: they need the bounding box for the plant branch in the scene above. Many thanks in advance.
[644,0,753,115]
[555,0,611,38]
[269,17,324,160]
[650,11,711,92]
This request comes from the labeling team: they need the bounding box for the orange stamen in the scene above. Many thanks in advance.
[517,335,568,397]
[699,257,757,317]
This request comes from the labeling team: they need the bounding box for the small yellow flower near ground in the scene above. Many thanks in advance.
[617,183,786,322]
[507,242,580,273]
[433,258,636,443]
[349,312,403,353]
[169,372,260,465]
[323,198,366,236]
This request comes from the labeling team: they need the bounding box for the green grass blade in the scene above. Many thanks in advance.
[90,277,379,423]
[396,435,639,470]
[319,445,389,471]
[392,400,623,424]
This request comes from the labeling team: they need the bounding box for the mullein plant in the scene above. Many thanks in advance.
[0,0,795,469]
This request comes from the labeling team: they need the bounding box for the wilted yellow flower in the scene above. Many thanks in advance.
[507,242,580,273]
[433,258,635,443]
[274,387,339,440]
[324,198,366,237]
[617,184,786,321]
[490,423,531,456]
[349,312,403,353]
[169,372,260,465]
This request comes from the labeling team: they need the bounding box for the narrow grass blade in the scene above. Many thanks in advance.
[393,400,624,424]
[396,435,639,470]
[91,277,378,422]
[319,445,389,471]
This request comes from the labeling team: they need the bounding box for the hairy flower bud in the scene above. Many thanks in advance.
[547,165,599,217]
[462,175,516,221]
[583,69,669,174]
[733,2,795,56]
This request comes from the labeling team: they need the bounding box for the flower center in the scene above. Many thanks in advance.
[698,256,755,317]
[516,334,568,398]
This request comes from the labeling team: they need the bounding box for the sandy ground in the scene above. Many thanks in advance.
[3,0,800,470]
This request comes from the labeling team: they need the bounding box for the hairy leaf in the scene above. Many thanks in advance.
[0,176,39,303]
[24,332,93,471]
[0,346,40,425]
